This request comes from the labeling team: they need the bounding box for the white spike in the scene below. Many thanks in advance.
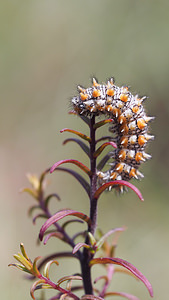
[110,77,114,85]
[144,116,155,123]
[140,96,147,102]
[120,186,124,193]
[78,85,85,92]
[142,152,152,160]
[145,134,154,141]
[116,111,118,118]
[107,81,111,88]
[136,170,144,178]
[120,118,124,124]
[93,78,98,86]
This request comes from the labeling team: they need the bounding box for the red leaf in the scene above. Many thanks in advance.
[94,181,144,201]
[81,295,104,300]
[104,291,140,300]
[50,159,91,177]
[39,210,91,241]
[90,257,153,297]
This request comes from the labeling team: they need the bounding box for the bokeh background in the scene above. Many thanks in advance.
[1,0,169,299]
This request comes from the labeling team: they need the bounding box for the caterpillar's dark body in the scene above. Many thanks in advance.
[72,78,154,192]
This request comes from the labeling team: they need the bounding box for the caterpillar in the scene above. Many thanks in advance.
[72,78,154,192]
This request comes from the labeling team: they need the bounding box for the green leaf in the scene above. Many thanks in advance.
[94,119,113,129]
[43,260,59,278]
[60,128,91,142]
[72,243,91,254]
[88,232,96,246]
[93,142,117,158]
[96,227,125,250]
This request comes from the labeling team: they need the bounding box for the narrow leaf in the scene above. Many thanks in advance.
[44,232,65,245]
[96,227,126,250]
[43,260,59,278]
[94,119,113,129]
[88,232,96,246]
[39,210,91,241]
[81,295,104,300]
[79,115,90,125]
[13,254,32,270]
[94,181,144,201]
[62,219,84,229]
[72,243,91,254]
[8,263,32,274]
[96,136,113,144]
[104,292,140,300]
[33,214,48,224]
[97,154,111,170]
[63,138,90,157]
[45,193,60,208]
[50,160,91,177]
[28,205,41,217]
[21,188,37,199]
[90,257,153,297]
[30,279,46,300]
[39,168,50,190]
[20,243,30,260]
[93,142,117,158]
[94,275,108,284]
[60,128,91,142]
[57,275,82,286]
[33,256,41,276]
[56,167,90,196]
[36,252,77,275]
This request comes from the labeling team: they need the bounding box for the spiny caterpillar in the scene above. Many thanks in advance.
[72,78,154,192]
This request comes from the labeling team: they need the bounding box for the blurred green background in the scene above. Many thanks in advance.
[1,0,169,299]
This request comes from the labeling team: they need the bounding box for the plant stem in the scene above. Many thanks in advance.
[81,115,98,295]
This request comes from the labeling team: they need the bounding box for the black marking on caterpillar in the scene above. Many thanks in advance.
[72,78,154,193]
